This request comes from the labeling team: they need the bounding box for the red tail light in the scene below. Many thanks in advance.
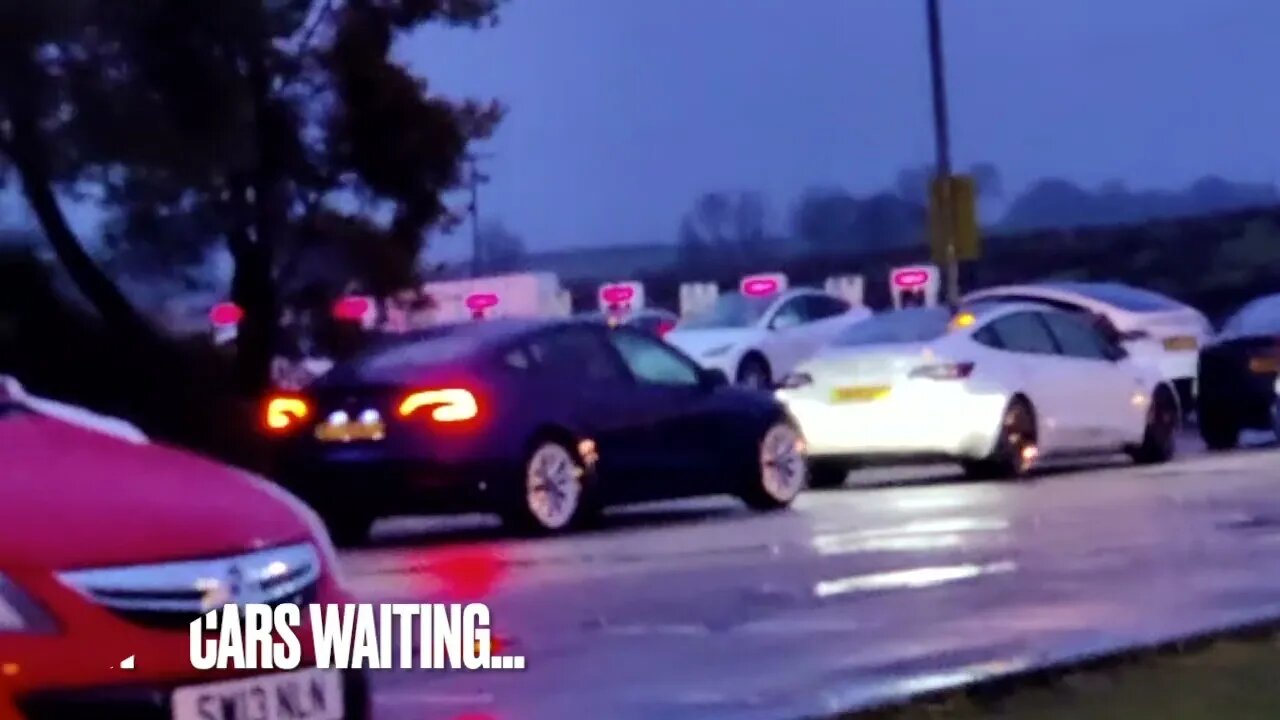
[398,388,479,423]
[909,362,974,380]
[657,319,676,337]
[264,394,311,432]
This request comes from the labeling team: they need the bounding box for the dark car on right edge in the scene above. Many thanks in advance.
[1196,293,1280,449]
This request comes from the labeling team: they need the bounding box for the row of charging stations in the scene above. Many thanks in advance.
[671,265,942,317]
[210,265,944,344]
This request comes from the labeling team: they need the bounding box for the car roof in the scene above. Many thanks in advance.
[376,316,564,345]
[965,281,1186,313]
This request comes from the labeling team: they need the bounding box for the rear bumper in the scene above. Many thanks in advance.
[276,458,516,517]
[11,668,369,720]
[784,386,1007,460]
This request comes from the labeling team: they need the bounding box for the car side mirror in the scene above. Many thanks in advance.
[699,368,729,389]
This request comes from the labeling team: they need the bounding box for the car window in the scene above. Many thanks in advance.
[968,292,1088,315]
[608,330,701,386]
[1221,294,1280,338]
[678,292,773,329]
[801,294,851,320]
[1046,282,1184,313]
[526,327,627,384]
[769,298,806,330]
[356,332,481,375]
[1042,312,1111,360]
[833,308,951,346]
[987,312,1059,355]
[972,324,1004,349]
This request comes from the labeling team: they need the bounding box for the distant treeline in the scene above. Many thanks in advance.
[568,205,1280,324]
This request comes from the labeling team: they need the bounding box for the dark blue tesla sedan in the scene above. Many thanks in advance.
[263,318,807,543]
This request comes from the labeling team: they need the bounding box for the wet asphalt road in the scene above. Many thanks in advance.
[339,432,1280,720]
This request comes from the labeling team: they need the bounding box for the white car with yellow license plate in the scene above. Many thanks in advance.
[665,288,873,389]
[962,282,1210,411]
[775,304,1180,488]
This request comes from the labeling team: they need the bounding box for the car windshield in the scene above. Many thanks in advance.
[678,293,774,329]
[832,308,951,346]
[1045,282,1184,313]
[1221,294,1280,338]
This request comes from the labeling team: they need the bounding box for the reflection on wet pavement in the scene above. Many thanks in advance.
[339,442,1280,720]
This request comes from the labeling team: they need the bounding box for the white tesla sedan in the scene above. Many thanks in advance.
[962,282,1210,411]
[666,288,872,388]
[776,304,1179,487]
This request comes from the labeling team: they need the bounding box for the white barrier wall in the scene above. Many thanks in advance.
[824,275,866,307]
[679,282,720,318]
[423,272,565,323]
[553,289,574,317]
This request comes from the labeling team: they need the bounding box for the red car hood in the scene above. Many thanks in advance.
[0,412,311,570]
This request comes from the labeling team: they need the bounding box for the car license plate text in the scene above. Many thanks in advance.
[171,668,343,720]
[315,420,385,443]
[831,386,890,403]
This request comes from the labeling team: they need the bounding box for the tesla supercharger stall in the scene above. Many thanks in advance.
[679,282,720,318]
[740,272,788,297]
[465,292,501,320]
[331,295,378,329]
[824,275,866,308]
[598,281,645,325]
[209,302,243,346]
[889,265,941,309]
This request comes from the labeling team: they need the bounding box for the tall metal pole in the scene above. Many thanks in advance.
[466,154,484,277]
[926,0,960,305]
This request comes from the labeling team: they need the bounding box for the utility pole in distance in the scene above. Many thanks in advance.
[464,152,492,277]
[925,0,960,306]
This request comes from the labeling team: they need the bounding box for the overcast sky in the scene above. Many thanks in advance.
[401,0,1280,255]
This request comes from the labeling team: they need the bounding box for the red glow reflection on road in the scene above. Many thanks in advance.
[427,548,507,599]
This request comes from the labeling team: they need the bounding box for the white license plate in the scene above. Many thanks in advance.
[172,668,343,720]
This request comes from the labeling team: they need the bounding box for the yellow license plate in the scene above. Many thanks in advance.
[1250,357,1280,374]
[831,385,891,403]
[315,420,386,443]
[1162,336,1198,351]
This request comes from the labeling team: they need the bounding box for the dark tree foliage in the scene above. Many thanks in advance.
[0,0,504,391]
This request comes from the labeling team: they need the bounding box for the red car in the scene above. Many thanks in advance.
[0,379,368,720]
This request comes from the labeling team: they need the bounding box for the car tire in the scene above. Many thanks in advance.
[1197,398,1240,451]
[736,354,772,390]
[503,439,591,534]
[1128,385,1179,465]
[807,459,849,489]
[963,397,1038,480]
[741,421,808,510]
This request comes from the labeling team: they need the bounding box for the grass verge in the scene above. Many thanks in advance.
[852,631,1280,720]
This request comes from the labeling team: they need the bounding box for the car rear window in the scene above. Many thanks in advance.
[1221,294,1280,338]
[832,308,951,347]
[1045,283,1183,313]
[355,331,486,375]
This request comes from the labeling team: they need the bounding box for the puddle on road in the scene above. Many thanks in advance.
[813,560,1018,599]
[812,517,1009,557]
